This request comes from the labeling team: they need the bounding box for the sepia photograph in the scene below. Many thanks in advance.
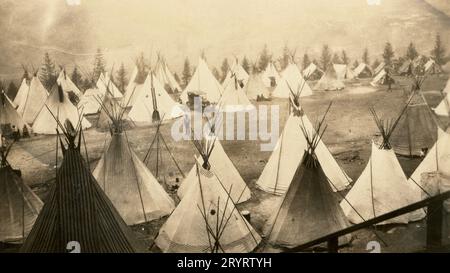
[0,0,450,261]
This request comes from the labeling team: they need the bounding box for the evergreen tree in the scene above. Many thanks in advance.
[341,50,349,65]
[382,42,395,66]
[70,67,83,89]
[280,44,291,70]
[220,58,230,82]
[39,52,57,90]
[332,52,342,64]
[242,56,251,74]
[93,48,106,81]
[135,52,149,84]
[320,45,332,70]
[6,81,18,100]
[115,63,127,94]
[431,33,446,65]
[181,58,192,88]
[362,48,370,65]
[302,53,311,70]
[405,42,418,61]
[257,45,271,73]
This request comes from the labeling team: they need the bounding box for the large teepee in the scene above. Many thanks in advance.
[272,63,313,98]
[302,63,323,80]
[12,78,29,109]
[0,90,31,136]
[263,110,350,248]
[21,121,143,253]
[245,74,271,101]
[154,55,182,94]
[128,72,185,123]
[32,83,91,134]
[218,72,254,112]
[17,74,48,125]
[156,136,260,253]
[341,107,426,225]
[314,65,345,91]
[262,62,281,88]
[256,89,351,195]
[92,98,175,225]
[0,139,43,243]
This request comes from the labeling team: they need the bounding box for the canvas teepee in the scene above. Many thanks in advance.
[434,91,450,116]
[353,63,373,78]
[96,92,125,129]
[398,60,414,76]
[272,63,313,98]
[218,73,254,112]
[57,69,82,103]
[156,136,260,253]
[128,72,185,123]
[0,139,43,243]
[424,59,443,74]
[12,78,29,109]
[32,84,91,134]
[154,55,182,94]
[245,74,271,101]
[263,109,350,248]
[97,72,123,99]
[17,74,48,125]
[180,57,223,104]
[256,87,351,195]
[333,64,355,80]
[92,98,175,225]
[21,121,143,253]
[374,62,386,75]
[262,62,281,88]
[370,69,395,86]
[302,63,323,81]
[314,65,345,91]
[222,59,250,89]
[341,107,426,225]
[78,88,103,115]
[0,90,31,137]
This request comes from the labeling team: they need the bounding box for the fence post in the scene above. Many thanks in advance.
[426,200,443,251]
[327,237,339,253]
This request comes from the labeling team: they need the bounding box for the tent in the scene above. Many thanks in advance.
[0,90,31,137]
[341,107,426,224]
[96,92,126,130]
[222,59,250,89]
[128,72,185,123]
[272,64,313,98]
[424,59,443,74]
[256,98,351,195]
[0,140,43,243]
[32,84,91,135]
[180,58,224,104]
[374,62,385,75]
[178,134,251,204]
[12,78,29,109]
[314,65,345,91]
[398,60,414,76]
[218,74,254,112]
[434,92,450,116]
[21,121,143,253]
[154,56,182,93]
[263,116,350,248]
[370,69,395,86]
[121,66,144,107]
[77,88,103,115]
[333,64,355,80]
[390,80,438,157]
[262,62,281,88]
[97,72,123,99]
[156,136,260,253]
[56,69,82,103]
[302,63,323,80]
[245,74,271,101]
[353,63,374,78]
[16,75,48,125]
[92,101,175,225]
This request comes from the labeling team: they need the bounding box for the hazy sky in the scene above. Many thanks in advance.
[1,0,449,78]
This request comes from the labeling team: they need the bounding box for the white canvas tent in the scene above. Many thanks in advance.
[353,63,374,78]
[272,64,313,98]
[370,69,395,86]
[154,57,182,93]
[302,63,323,80]
[0,90,31,136]
[16,75,48,124]
[374,62,386,75]
[77,88,103,115]
[245,74,270,100]
[218,75,254,112]
[180,58,223,104]
[262,62,281,88]
[314,65,345,91]
[222,60,250,89]
[97,73,123,99]
[333,64,355,80]
[434,92,450,116]
[56,69,82,101]
[32,84,91,134]
[12,78,29,109]
[256,102,351,195]
[128,73,184,123]
[424,59,443,74]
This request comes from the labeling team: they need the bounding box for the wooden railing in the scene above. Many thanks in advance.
[283,190,450,253]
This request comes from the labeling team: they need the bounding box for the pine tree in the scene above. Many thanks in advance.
[93,48,106,81]
[220,58,230,83]
[115,63,127,94]
[212,67,221,81]
[257,45,271,73]
[362,48,370,65]
[320,45,332,70]
[181,58,192,88]
[280,44,291,70]
[406,42,418,61]
[70,67,83,89]
[135,52,149,84]
[382,42,395,66]
[242,56,251,74]
[302,53,311,70]
[39,52,57,90]
[341,50,349,65]
[6,81,18,100]
[332,52,342,64]
[431,33,446,65]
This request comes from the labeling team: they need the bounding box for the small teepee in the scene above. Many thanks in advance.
[262,62,281,88]
[341,106,426,225]
[314,65,345,91]
[302,63,323,81]
[17,73,48,125]
[245,74,271,101]
[78,88,104,115]
[0,90,31,137]
[154,55,182,94]
[92,97,175,225]
[263,108,350,248]
[353,63,373,78]
[12,78,29,109]
[156,135,260,253]
[57,68,83,103]
[272,63,313,98]
[218,72,254,112]
[97,72,123,99]
[0,139,43,243]
[222,59,250,89]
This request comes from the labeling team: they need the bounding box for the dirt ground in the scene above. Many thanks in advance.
[3,74,450,253]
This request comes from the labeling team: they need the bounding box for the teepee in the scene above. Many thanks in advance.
[263,110,350,248]
[156,137,260,253]
[32,84,91,135]
[12,78,29,109]
[314,65,345,91]
[272,63,313,98]
[97,72,123,99]
[334,64,355,80]
[262,62,281,88]
[390,77,438,157]
[434,92,450,116]
[302,63,323,80]
[374,62,386,75]
[128,72,185,123]
[0,90,31,136]
[245,74,271,101]
[180,57,224,104]
[57,69,82,103]
[21,121,143,253]
[92,98,175,225]
[398,60,414,76]
[353,63,373,78]
[341,107,426,225]
[0,139,43,243]
[370,69,395,86]
[154,56,182,94]
[256,88,351,195]
[78,88,103,115]
[218,73,254,112]
[17,74,48,125]
[222,59,250,89]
